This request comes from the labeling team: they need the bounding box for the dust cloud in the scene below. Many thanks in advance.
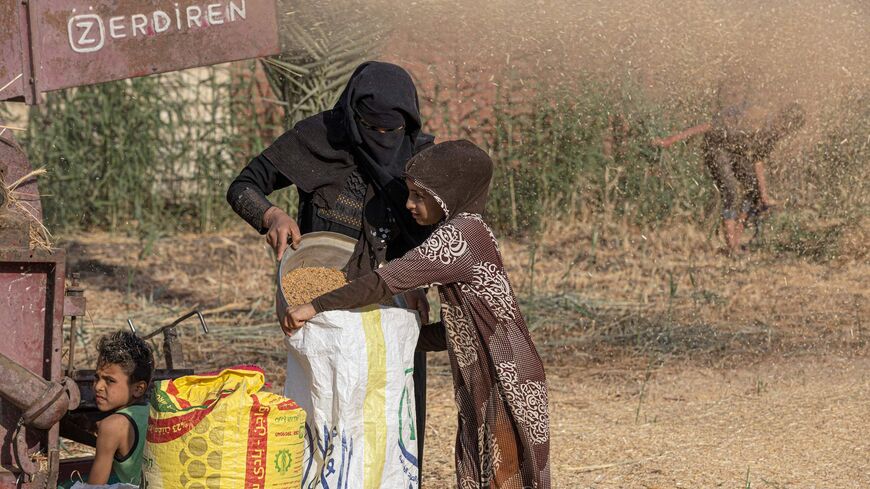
[281,0,868,143]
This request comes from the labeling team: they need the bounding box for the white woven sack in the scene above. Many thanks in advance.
[283,306,420,489]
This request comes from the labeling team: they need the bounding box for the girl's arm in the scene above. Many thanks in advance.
[283,272,392,333]
[88,414,126,484]
[323,221,476,310]
[285,222,476,331]
[313,272,392,312]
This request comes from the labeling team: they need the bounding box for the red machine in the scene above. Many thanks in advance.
[1,1,279,486]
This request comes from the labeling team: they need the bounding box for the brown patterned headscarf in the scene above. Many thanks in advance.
[404,140,493,218]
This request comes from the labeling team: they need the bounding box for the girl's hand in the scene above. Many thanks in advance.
[282,303,316,335]
[275,296,293,336]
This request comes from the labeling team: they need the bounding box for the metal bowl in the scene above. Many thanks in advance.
[275,231,357,316]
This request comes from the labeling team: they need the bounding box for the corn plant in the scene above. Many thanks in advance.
[261,16,379,129]
[257,14,379,214]
[481,77,714,236]
[20,65,281,234]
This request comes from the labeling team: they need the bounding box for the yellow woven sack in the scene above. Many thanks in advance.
[142,365,306,489]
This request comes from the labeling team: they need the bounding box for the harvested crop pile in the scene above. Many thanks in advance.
[281,267,347,307]
[0,168,51,249]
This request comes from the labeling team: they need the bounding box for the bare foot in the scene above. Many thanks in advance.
[760,199,779,212]
[731,247,748,258]
[718,245,747,258]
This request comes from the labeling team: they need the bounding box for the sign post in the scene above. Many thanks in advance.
[0,0,280,104]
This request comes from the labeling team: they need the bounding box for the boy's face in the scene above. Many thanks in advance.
[406,179,445,226]
[94,363,146,412]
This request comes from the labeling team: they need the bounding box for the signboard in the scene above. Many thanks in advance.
[0,0,279,103]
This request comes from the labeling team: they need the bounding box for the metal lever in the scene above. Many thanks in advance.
[128,310,209,370]
[140,310,209,340]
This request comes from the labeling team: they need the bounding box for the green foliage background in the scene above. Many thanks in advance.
[1,46,865,261]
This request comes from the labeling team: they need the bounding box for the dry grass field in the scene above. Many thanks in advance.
[56,218,868,488]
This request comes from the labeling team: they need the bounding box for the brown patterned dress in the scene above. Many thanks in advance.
[378,213,551,488]
[313,141,551,488]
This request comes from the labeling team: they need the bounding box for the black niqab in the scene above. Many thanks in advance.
[260,61,434,276]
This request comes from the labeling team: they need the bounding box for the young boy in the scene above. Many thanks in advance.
[652,78,805,254]
[284,140,551,488]
[703,101,804,253]
[86,331,154,486]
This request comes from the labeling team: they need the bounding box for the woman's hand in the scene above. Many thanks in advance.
[263,206,302,261]
[281,303,316,335]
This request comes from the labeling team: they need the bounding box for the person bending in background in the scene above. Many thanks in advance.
[226,61,437,466]
[286,140,551,489]
[60,331,154,488]
[653,80,805,254]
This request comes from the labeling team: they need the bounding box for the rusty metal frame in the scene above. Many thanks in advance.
[18,1,39,104]
[0,1,38,103]
[1,2,27,102]
[0,248,66,488]
[2,1,281,484]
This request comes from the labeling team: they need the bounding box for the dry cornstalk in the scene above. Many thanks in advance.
[566,457,647,473]
[0,73,22,95]
[6,167,46,192]
[1,167,52,250]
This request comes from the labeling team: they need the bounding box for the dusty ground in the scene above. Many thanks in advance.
[57,222,868,487]
[424,357,870,488]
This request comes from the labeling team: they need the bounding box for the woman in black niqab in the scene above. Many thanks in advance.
[234,61,434,277]
[226,60,436,469]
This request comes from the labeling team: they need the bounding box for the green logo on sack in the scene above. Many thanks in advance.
[274,449,293,473]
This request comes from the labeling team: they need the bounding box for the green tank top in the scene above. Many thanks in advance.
[112,404,149,485]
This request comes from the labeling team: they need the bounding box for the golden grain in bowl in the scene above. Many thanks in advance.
[280,267,347,307]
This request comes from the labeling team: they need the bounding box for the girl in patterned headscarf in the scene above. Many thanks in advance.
[287,140,551,488]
